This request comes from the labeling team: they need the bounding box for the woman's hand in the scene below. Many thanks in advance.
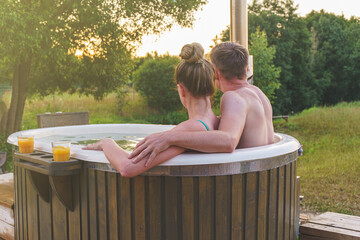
[82,138,113,151]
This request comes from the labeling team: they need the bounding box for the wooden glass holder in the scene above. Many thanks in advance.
[13,151,82,211]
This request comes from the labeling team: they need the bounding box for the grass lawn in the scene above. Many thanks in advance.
[2,92,360,215]
[274,102,360,215]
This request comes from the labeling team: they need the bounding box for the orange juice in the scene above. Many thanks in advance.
[18,136,34,153]
[52,146,70,161]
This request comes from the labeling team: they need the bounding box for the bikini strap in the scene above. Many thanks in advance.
[196,120,210,131]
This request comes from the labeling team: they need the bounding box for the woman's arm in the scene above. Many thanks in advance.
[83,119,207,177]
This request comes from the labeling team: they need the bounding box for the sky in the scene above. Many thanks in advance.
[136,0,360,56]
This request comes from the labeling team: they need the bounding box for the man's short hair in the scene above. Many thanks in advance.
[210,42,249,81]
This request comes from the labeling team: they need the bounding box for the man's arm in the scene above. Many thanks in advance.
[130,92,248,162]
[83,119,208,177]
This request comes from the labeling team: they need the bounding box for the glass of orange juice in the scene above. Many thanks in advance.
[17,135,34,153]
[52,141,71,162]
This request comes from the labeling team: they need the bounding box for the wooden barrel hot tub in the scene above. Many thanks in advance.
[9,124,301,240]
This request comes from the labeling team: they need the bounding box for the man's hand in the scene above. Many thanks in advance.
[129,131,172,167]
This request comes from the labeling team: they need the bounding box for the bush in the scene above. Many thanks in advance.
[133,55,182,113]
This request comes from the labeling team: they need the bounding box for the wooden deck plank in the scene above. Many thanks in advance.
[308,212,360,232]
[300,222,360,239]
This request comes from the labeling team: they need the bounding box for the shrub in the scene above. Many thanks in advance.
[133,55,182,113]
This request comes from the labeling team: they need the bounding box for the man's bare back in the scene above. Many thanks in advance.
[229,85,274,148]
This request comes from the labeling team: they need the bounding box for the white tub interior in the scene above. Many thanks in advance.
[7,124,300,166]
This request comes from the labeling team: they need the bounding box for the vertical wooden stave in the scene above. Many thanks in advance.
[107,172,119,240]
[181,177,195,240]
[97,171,108,240]
[290,161,296,240]
[51,186,68,240]
[38,192,52,240]
[68,174,81,240]
[277,166,285,240]
[244,172,258,240]
[268,168,278,240]
[148,177,162,240]
[199,176,214,240]
[257,171,268,240]
[215,175,231,240]
[164,176,179,240]
[14,166,20,240]
[88,169,98,240]
[118,176,132,240]
[231,174,244,240]
[133,176,146,240]
[284,164,291,240]
[22,168,28,240]
[80,168,89,240]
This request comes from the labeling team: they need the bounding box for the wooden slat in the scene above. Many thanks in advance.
[300,222,360,239]
[290,162,296,240]
[215,175,230,240]
[14,166,20,240]
[80,168,89,240]
[199,176,214,240]
[284,164,291,239]
[148,177,162,240]
[52,187,68,240]
[182,177,194,240]
[133,176,146,240]
[164,177,179,240]
[268,168,278,239]
[0,219,14,240]
[97,171,108,240]
[231,174,244,240]
[21,168,28,240]
[38,195,52,239]
[107,173,118,240]
[88,169,98,240]
[68,175,81,240]
[308,212,360,232]
[245,172,257,240]
[277,166,285,240]
[257,171,268,240]
[118,177,132,240]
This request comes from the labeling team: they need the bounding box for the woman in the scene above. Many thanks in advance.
[83,43,219,177]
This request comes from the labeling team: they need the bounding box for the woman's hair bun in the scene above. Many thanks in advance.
[179,42,204,63]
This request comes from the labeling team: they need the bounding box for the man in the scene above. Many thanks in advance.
[129,42,274,167]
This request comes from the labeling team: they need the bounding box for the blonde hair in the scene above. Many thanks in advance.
[175,43,215,97]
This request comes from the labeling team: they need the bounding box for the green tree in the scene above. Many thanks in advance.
[306,11,360,104]
[0,0,207,136]
[249,28,281,102]
[133,55,181,113]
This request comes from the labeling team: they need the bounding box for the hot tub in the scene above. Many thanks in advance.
[8,124,301,240]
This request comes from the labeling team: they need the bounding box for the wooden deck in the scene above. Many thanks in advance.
[300,212,360,240]
[0,173,14,240]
